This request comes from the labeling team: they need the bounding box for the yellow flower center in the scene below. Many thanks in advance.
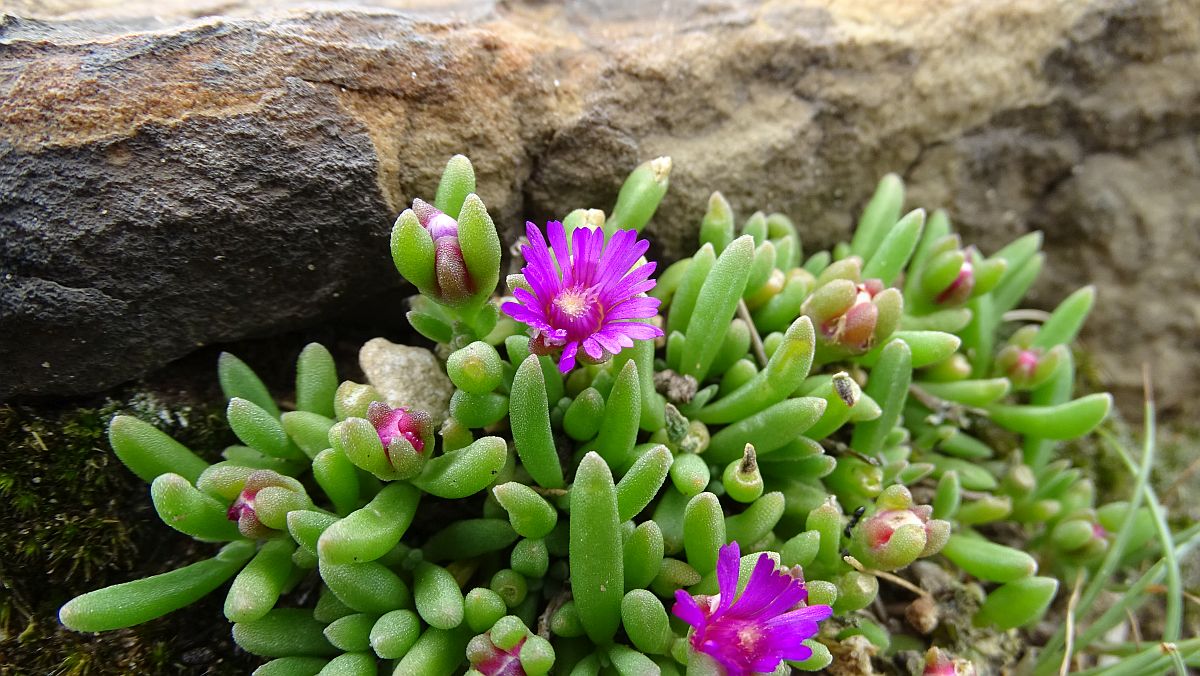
[554,288,591,319]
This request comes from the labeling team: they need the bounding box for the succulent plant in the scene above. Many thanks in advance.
[60,155,1194,675]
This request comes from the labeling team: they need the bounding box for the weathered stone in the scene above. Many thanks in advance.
[359,337,452,424]
[2,0,1197,414]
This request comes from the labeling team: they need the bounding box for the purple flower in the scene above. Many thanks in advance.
[502,221,663,372]
[672,542,833,676]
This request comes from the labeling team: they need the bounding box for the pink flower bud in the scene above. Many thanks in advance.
[935,259,975,306]
[226,470,308,539]
[851,487,950,570]
[924,647,976,676]
[412,198,475,304]
[995,342,1065,390]
[467,632,526,676]
[366,401,433,479]
[810,280,887,352]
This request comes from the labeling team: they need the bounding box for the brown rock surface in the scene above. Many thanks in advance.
[2,0,1197,414]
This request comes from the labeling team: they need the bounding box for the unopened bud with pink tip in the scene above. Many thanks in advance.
[850,485,950,571]
[936,258,975,306]
[367,401,434,479]
[329,403,434,481]
[803,275,902,355]
[994,326,1066,390]
[1050,511,1110,563]
[226,469,312,539]
[390,173,501,313]
[412,199,474,304]
[923,647,976,676]
[914,235,1005,310]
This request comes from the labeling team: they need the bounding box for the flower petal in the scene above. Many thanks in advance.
[672,590,707,629]
[547,220,571,276]
[597,229,648,286]
[606,322,663,341]
[512,287,546,312]
[500,300,546,327]
[768,603,834,626]
[558,341,579,372]
[605,296,661,321]
[603,274,658,305]
[732,554,786,615]
[750,655,785,673]
[592,330,624,355]
[582,336,606,360]
[715,541,741,615]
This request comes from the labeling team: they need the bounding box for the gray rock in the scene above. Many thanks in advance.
[359,337,452,424]
[2,0,1198,414]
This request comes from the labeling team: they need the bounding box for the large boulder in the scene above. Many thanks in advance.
[2,0,1197,413]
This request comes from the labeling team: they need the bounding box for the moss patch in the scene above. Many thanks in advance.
[0,396,255,675]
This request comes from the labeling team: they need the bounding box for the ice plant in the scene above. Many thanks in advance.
[672,541,833,675]
[61,155,1165,676]
[502,221,663,371]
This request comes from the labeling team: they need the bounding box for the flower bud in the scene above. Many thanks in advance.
[1050,514,1109,562]
[722,444,765,503]
[700,191,735,254]
[935,257,975,306]
[850,485,950,571]
[413,198,476,305]
[923,647,976,676]
[226,470,310,539]
[393,190,500,312]
[363,402,434,480]
[995,342,1066,391]
[803,277,900,354]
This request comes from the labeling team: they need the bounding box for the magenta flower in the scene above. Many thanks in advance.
[672,541,833,675]
[502,221,663,372]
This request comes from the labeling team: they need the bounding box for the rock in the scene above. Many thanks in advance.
[2,0,1198,415]
[358,337,452,424]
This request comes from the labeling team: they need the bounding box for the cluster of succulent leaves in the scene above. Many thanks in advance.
[59,155,1197,675]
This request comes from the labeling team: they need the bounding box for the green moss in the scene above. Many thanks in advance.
[0,396,253,675]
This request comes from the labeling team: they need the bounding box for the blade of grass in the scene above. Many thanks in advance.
[1072,639,1200,676]
[1059,570,1084,676]
[1099,427,1182,643]
[1036,371,1157,670]
[1072,528,1200,661]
